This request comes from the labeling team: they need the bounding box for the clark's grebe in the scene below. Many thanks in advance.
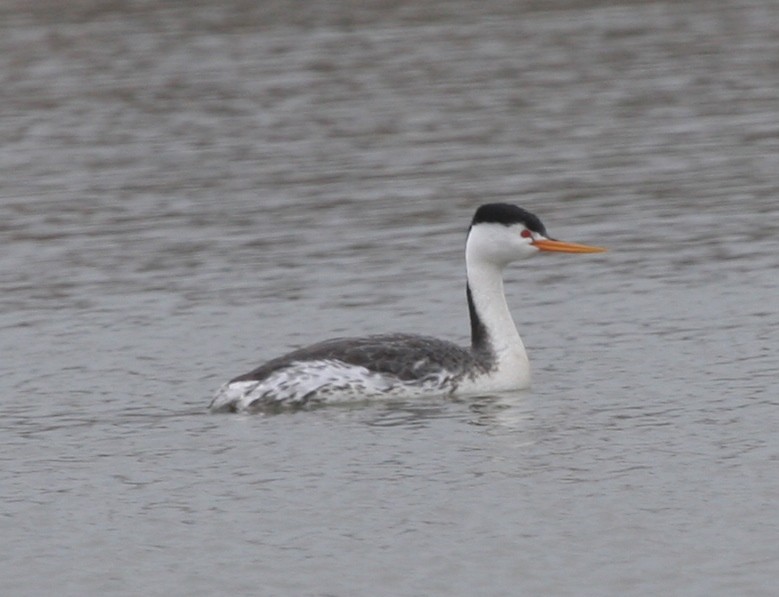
[210,203,605,413]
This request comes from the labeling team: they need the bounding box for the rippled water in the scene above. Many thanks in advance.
[2,1,778,595]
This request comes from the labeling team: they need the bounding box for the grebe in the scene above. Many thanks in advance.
[210,203,605,413]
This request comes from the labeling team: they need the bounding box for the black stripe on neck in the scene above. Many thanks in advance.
[467,283,491,356]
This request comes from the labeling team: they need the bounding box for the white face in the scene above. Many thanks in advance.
[465,222,544,266]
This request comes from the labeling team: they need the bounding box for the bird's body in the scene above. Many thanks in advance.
[209,204,604,413]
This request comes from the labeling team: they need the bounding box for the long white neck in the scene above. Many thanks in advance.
[465,240,531,388]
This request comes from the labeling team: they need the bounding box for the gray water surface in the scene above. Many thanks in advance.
[2,1,778,596]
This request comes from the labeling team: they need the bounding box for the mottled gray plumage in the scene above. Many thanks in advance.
[230,333,494,387]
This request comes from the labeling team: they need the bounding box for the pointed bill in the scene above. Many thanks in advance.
[532,238,607,254]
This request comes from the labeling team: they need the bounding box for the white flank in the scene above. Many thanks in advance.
[209,359,454,412]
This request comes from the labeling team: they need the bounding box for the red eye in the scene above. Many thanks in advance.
[520,229,532,238]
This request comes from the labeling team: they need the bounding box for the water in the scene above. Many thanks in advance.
[2,1,778,595]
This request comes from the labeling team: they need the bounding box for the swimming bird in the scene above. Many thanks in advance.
[209,203,605,413]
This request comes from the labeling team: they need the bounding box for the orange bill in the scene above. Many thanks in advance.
[532,238,607,254]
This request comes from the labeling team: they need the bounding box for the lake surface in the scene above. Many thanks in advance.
[2,1,778,595]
